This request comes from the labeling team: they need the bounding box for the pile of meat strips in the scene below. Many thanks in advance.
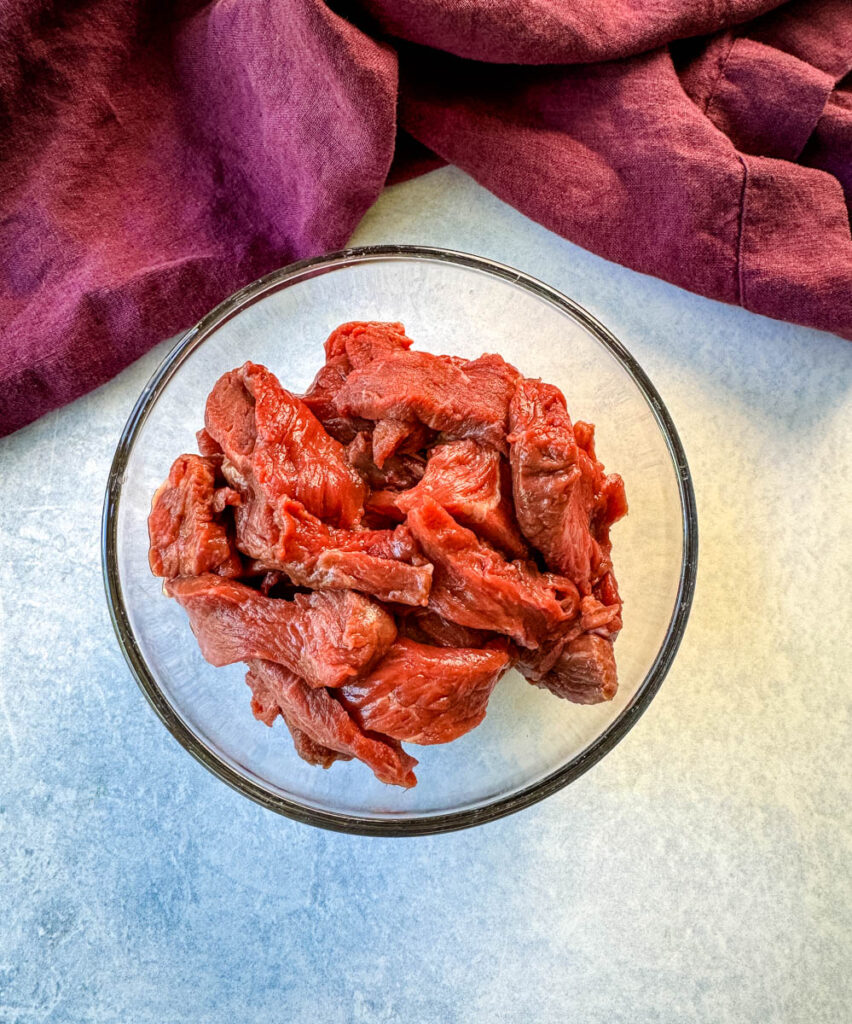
[148,322,627,788]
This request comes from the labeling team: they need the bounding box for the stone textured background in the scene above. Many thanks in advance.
[1,169,849,1023]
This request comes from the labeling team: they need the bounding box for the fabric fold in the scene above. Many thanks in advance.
[681,37,836,162]
[1,0,850,438]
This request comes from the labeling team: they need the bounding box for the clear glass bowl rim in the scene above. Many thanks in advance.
[101,244,699,837]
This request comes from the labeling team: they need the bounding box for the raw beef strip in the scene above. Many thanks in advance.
[164,575,396,689]
[148,454,242,579]
[578,593,622,638]
[302,355,372,444]
[508,379,626,593]
[222,460,421,563]
[397,608,496,649]
[335,351,521,453]
[346,432,425,490]
[514,628,618,704]
[575,421,628,562]
[532,635,618,704]
[227,472,432,605]
[302,322,414,444]
[568,423,625,630]
[205,362,365,528]
[305,550,432,606]
[371,418,434,467]
[245,657,348,767]
[406,498,578,648]
[246,660,417,787]
[324,320,413,367]
[339,639,510,745]
[244,661,282,727]
[589,571,623,638]
[375,440,528,558]
[233,491,425,569]
[287,725,349,769]
[196,427,224,460]
[203,369,256,469]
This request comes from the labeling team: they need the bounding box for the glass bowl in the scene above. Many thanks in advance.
[102,245,697,835]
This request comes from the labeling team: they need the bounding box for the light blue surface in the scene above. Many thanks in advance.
[1,168,850,1023]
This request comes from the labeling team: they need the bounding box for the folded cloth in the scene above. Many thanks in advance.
[1,0,850,436]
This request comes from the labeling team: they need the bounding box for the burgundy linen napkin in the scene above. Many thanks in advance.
[1,0,850,437]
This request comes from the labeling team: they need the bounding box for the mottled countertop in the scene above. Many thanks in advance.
[2,168,850,1023]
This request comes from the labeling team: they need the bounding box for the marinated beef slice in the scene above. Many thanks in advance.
[164,575,396,689]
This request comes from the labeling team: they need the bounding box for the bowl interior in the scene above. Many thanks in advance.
[109,250,692,829]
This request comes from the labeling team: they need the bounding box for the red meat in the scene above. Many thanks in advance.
[508,379,626,594]
[339,638,510,745]
[406,498,578,648]
[288,725,349,769]
[304,323,417,446]
[514,630,618,704]
[225,468,432,605]
[148,454,242,579]
[245,660,417,787]
[532,634,618,704]
[205,362,365,529]
[302,355,372,444]
[397,608,496,649]
[346,432,425,490]
[196,427,223,459]
[304,549,432,606]
[578,593,622,637]
[335,350,521,453]
[374,439,527,558]
[589,570,623,638]
[150,328,628,790]
[371,418,434,467]
[165,575,397,689]
[245,656,347,767]
[324,320,414,368]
